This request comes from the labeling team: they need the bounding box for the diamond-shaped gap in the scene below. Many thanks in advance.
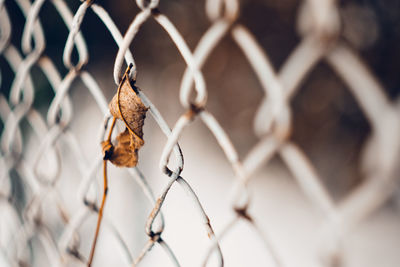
[159,177,225,267]
[239,0,300,70]
[2,0,27,56]
[77,165,152,263]
[79,5,122,62]
[31,64,55,116]
[38,0,76,72]
[26,0,85,70]
[68,77,103,160]
[0,56,15,101]
[217,218,282,267]
[101,0,140,34]
[203,1,301,156]
[249,160,320,267]
[0,56,16,138]
[157,0,209,49]
[290,61,370,200]
[203,35,263,156]
[77,196,144,267]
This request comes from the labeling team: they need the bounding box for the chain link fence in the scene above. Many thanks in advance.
[1,0,400,266]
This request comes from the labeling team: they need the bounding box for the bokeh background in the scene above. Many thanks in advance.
[1,0,400,266]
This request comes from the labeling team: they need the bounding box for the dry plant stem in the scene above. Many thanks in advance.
[107,117,117,141]
[87,117,116,267]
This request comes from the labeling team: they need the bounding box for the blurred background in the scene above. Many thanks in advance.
[1,0,400,266]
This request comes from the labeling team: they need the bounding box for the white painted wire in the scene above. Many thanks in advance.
[1,0,399,266]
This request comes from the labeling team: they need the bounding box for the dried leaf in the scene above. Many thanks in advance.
[104,69,148,168]
[109,79,148,139]
[102,129,139,167]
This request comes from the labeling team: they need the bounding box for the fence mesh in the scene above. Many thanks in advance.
[1,0,400,266]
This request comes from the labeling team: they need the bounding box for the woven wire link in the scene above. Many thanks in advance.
[1,0,399,266]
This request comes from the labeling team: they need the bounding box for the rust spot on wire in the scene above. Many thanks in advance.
[58,206,69,223]
[149,232,162,242]
[234,206,253,222]
[204,215,213,238]
[148,198,163,221]
[185,104,204,120]
[206,223,213,238]
[67,247,86,261]
[84,199,99,212]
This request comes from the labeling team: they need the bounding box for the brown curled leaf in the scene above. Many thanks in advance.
[105,66,148,168]
[109,77,148,139]
[102,129,140,167]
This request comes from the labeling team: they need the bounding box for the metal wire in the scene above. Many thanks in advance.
[1,0,399,266]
